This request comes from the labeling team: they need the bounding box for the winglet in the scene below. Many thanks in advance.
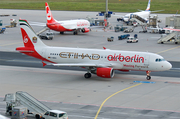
[103,47,106,50]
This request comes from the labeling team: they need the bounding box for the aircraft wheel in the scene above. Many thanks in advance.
[73,31,78,35]
[84,73,91,78]
[146,76,151,80]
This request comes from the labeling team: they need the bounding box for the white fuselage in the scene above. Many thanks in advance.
[123,11,150,22]
[38,46,171,72]
[56,19,90,30]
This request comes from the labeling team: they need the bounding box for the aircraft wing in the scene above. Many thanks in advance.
[163,28,180,31]
[150,10,164,13]
[29,21,46,26]
[137,9,144,12]
[53,63,123,69]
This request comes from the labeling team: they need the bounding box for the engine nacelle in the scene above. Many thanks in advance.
[81,28,90,33]
[96,67,114,78]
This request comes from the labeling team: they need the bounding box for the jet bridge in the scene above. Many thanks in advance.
[157,31,180,44]
[4,91,51,119]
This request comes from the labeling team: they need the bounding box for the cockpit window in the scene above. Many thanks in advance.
[155,58,166,62]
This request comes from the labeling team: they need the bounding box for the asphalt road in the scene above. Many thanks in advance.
[0,51,179,78]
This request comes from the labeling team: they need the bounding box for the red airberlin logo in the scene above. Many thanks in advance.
[107,54,144,63]
[77,21,88,26]
[46,6,51,20]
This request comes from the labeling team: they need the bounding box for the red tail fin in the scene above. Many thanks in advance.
[45,2,56,23]
[21,27,34,48]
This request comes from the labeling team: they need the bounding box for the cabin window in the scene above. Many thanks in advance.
[44,111,49,115]
[50,112,57,117]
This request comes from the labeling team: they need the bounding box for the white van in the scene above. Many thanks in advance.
[43,110,68,119]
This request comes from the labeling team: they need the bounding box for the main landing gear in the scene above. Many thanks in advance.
[146,71,151,80]
[73,31,78,35]
[60,32,64,34]
[84,73,91,78]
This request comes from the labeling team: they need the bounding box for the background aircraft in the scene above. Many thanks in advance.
[45,2,90,35]
[30,2,90,35]
[117,0,163,24]
[16,19,172,80]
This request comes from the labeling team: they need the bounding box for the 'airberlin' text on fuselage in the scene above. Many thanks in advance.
[77,21,88,26]
[107,54,144,63]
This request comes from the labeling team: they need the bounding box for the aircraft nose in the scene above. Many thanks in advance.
[165,61,172,70]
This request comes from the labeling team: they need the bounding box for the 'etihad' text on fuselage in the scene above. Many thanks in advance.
[59,52,100,60]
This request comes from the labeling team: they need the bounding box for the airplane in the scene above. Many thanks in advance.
[117,0,163,25]
[16,19,172,80]
[31,2,90,35]
[45,2,90,35]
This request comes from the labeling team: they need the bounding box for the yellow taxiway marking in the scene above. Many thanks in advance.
[0,42,22,47]
[94,83,142,119]
[156,45,180,54]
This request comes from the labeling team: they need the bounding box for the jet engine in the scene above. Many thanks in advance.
[96,67,114,78]
[81,28,89,33]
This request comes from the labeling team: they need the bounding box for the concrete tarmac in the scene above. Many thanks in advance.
[0,66,180,119]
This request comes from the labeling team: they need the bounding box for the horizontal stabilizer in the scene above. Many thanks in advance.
[16,47,34,52]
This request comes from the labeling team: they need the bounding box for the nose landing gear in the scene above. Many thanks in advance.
[146,71,151,80]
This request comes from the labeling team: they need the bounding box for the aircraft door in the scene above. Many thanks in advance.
[144,55,150,66]
[41,48,46,58]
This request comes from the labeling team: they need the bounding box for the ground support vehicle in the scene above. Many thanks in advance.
[107,36,114,42]
[0,27,6,34]
[43,110,68,119]
[123,26,135,33]
[127,37,138,43]
[117,17,123,22]
[5,19,17,28]
[123,28,133,33]
[114,25,127,32]
[38,32,54,40]
[157,31,180,44]
[118,34,130,40]
[4,91,68,119]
